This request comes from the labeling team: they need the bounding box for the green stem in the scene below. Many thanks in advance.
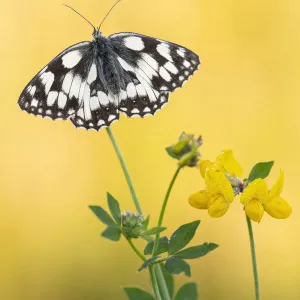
[127,238,161,300]
[106,127,143,215]
[126,238,146,262]
[149,266,163,300]
[155,265,171,300]
[106,128,169,300]
[152,167,181,255]
[246,215,260,300]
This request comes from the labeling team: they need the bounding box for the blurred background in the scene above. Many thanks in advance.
[1,0,299,299]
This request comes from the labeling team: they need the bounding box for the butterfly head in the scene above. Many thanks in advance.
[93,29,102,40]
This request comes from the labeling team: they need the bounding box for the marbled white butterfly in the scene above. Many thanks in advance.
[18,1,200,131]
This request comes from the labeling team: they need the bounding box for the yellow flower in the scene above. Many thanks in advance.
[199,150,243,178]
[240,171,292,222]
[189,170,234,218]
[263,171,292,219]
[240,179,268,222]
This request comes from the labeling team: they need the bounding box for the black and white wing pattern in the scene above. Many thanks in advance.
[18,41,120,130]
[109,32,200,117]
[18,30,200,131]
[18,42,93,120]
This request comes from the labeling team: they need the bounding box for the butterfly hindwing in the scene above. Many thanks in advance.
[70,63,120,130]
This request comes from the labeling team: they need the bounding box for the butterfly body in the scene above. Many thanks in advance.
[18,29,200,131]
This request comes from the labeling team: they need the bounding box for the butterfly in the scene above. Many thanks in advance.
[18,1,200,131]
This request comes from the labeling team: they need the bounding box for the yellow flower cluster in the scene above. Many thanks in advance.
[188,150,292,222]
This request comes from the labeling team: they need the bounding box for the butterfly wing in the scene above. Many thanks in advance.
[109,33,200,90]
[108,32,200,117]
[18,41,94,120]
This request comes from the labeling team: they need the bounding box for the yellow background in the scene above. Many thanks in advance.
[1,0,299,299]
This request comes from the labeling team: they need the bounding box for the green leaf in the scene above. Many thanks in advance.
[101,227,121,241]
[174,243,219,259]
[144,237,169,255]
[168,220,200,255]
[165,257,191,277]
[174,283,198,300]
[107,193,121,225]
[138,256,160,272]
[160,263,174,298]
[89,206,116,226]
[142,227,166,236]
[166,146,179,159]
[248,161,274,183]
[124,287,155,300]
[142,215,150,229]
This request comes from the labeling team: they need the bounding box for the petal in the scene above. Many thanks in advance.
[208,196,230,218]
[268,170,284,200]
[240,178,268,205]
[188,190,210,209]
[264,196,292,219]
[245,200,264,223]
[199,160,213,178]
[205,170,235,203]
[216,150,243,177]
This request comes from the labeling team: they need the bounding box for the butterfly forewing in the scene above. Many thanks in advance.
[18,42,93,120]
[109,32,200,93]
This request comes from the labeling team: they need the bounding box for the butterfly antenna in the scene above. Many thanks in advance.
[62,4,96,30]
[98,0,122,30]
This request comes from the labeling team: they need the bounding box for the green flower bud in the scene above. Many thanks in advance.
[166,132,203,167]
[121,211,144,239]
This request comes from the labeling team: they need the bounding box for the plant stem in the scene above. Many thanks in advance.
[106,127,143,215]
[126,238,161,300]
[152,167,181,255]
[126,238,146,262]
[149,265,163,300]
[246,215,261,300]
[106,128,169,300]
[155,265,171,300]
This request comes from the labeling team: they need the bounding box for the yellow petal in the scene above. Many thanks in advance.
[264,196,292,219]
[240,178,268,205]
[208,196,230,218]
[216,150,243,177]
[268,170,284,200]
[188,190,210,209]
[245,200,264,223]
[205,170,235,203]
[199,160,213,177]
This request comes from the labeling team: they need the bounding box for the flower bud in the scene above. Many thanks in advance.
[121,211,144,238]
[166,132,203,167]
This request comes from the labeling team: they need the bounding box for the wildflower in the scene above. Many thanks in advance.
[121,211,144,238]
[241,171,292,222]
[189,170,235,218]
[199,150,243,178]
[166,132,203,167]
[200,150,244,195]
[263,171,292,219]
[240,179,268,222]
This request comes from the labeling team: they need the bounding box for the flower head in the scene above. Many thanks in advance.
[121,211,144,238]
[263,171,292,219]
[189,170,235,218]
[166,132,203,167]
[240,171,292,222]
[189,148,292,223]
